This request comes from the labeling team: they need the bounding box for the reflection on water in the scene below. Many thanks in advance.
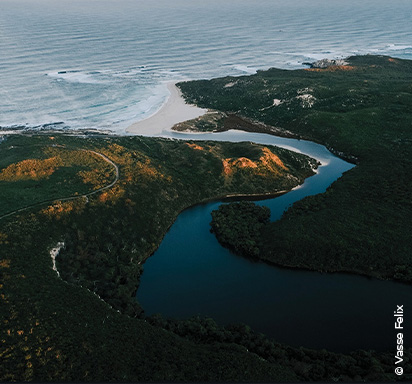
[137,130,412,352]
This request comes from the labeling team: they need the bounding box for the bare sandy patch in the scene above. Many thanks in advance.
[126,82,207,135]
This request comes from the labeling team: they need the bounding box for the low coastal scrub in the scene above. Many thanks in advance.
[50,136,316,318]
[0,133,319,381]
[178,55,412,284]
[147,313,411,382]
[0,139,115,216]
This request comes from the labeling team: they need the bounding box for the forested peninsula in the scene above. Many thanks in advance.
[179,55,412,284]
[1,55,411,382]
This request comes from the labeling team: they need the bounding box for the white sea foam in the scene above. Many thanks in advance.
[105,67,147,78]
[1,0,411,133]
[116,84,170,129]
[384,44,412,51]
[47,71,105,84]
[233,65,258,74]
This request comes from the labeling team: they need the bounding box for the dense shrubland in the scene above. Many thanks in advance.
[0,133,321,382]
[179,55,412,284]
[210,201,270,257]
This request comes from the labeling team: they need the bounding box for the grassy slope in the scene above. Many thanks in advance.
[178,55,412,283]
[0,133,316,382]
[0,137,115,216]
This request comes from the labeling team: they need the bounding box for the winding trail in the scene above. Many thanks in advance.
[0,147,119,221]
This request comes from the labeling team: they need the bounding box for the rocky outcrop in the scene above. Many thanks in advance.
[303,58,349,68]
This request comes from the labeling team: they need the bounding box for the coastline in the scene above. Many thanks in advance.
[126,82,208,135]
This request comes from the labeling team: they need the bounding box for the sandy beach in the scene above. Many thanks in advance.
[126,82,207,135]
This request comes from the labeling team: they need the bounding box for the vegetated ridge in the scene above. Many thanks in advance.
[178,55,412,284]
[0,133,326,382]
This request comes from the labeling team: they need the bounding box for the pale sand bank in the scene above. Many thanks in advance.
[126,82,207,135]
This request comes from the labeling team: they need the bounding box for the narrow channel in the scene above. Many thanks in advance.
[137,129,412,353]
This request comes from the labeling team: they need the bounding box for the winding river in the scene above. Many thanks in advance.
[137,129,412,353]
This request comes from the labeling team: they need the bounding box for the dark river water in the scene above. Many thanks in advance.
[137,130,412,353]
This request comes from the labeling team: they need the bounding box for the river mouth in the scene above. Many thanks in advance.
[137,129,411,353]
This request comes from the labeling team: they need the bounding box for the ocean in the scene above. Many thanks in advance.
[0,0,411,133]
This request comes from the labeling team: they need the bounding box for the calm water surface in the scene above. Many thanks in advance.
[138,131,412,353]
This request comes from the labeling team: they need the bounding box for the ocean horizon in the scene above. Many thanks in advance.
[1,0,411,133]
